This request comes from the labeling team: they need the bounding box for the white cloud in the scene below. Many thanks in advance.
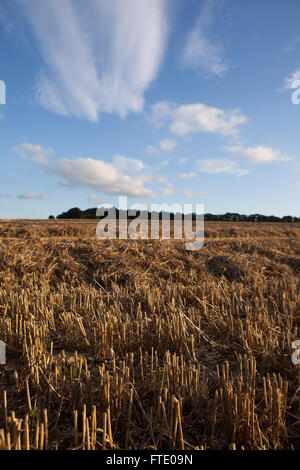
[151,101,247,137]
[284,70,300,89]
[112,154,147,173]
[179,157,189,164]
[17,0,168,121]
[157,159,170,170]
[14,143,156,198]
[161,183,174,197]
[87,194,108,206]
[150,100,176,127]
[157,176,167,183]
[146,145,159,155]
[229,145,291,163]
[18,193,49,200]
[51,158,155,198]
[182,0,228,78]
[146,139,177,155]
[159,139,177,152]
[196,158,249,176]
[184,189,207,197]
[13,142,54,165]
[179,172,197,179]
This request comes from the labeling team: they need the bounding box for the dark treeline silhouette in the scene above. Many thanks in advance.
[52,207,300,223]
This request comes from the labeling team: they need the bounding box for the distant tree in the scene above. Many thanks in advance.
[268,215,281,222]
[248,214,259,222]
[282,216,293,223]
[48,215,55,220]
[205,213,219,221]
[57,207,82,219]
[81,207,97,219]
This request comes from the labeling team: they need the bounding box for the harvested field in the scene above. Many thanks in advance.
[0,220,300,450]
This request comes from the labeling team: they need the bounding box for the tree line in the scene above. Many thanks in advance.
[48,207,299,223]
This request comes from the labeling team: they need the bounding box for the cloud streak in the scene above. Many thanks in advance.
[16,0,168,121]
[0,192,49,200]
[18,193,49,200]
[196,158,249,176]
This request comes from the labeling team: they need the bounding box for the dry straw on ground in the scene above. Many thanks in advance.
[0,219,299,450]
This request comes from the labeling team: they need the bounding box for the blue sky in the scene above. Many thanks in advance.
[0,0,300,219]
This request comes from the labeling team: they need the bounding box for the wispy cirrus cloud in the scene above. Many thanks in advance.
[18,193,49,200]
[196,158,249,176]
[0,1,29,46]
[13,0,169,121]
[156,159,170,170]
[182,0,228,78]
[14,143,155,198]
[151,101,247,137]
